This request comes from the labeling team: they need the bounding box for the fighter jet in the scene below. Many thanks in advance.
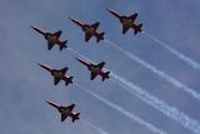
[75,57,110,81]
[45,100,80,123]
[31,26,68,51]
[107,8,143,35]
[38,63,73,86]
[69,17,105,42]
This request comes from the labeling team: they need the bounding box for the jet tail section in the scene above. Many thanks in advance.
[96,32,105,42]
[65,76,73,86]
[133,23,143,35]
[102,71,110,81]
[59,40,68,51]
[71,112,80,123]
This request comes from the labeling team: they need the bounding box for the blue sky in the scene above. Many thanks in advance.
[1,0,200,134]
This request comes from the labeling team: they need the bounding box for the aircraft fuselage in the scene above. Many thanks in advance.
[90,65,101,74]
[122,18,133,27]
[45,34,59,43]
[83,26,96,34]
[59,107,75,117]
[60,107,71,114]
[52,71,64,78]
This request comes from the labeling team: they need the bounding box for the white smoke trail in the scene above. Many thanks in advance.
[111,72,200,134]
[104,39,200,101]
[75,84,167,134]
[142,31,200,70]
[82,120,109,134]
[69,47,200,133]
[68,47,89,60]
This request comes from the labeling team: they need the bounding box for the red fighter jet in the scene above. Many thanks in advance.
[45,100,80,123]
[107,8,143,35]
[38,63,73,86]
[75,57,110,81]
[69,17,105,42]
[31,26,68,51]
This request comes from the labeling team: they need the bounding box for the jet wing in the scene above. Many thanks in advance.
[122,25,130,34]
[91,22,100,30]
[85,33,92,42]
[59,67,68,74]
[97,62,105,69]
[61,113,68,122]
[91,72,98,80]
[53,30,62,38]
[54,77,61,85]
[66,104,75,111]
[129,13,138,21]
[48,42,55,50]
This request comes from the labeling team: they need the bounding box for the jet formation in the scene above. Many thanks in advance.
[46,100,80,122]
[31,26,68,51]
[69,17,105,42]
[32,7,143,124]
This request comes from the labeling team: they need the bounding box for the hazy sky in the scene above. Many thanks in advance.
[1,0,200,134]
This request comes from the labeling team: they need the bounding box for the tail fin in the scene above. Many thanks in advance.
[72,112,80,123]
[65,76,73,86]
[59,40,68,51]
[96,32,105,42]
[134,23,143,35]
[102,71,110,81]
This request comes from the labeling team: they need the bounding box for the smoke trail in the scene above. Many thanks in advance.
[142,31,200,70]
[104,39,200,101]
[75,84,167,134]
[68,47,89,60]
[111,72,200,134]
[82,120,109,134]
[69,47,200,133]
